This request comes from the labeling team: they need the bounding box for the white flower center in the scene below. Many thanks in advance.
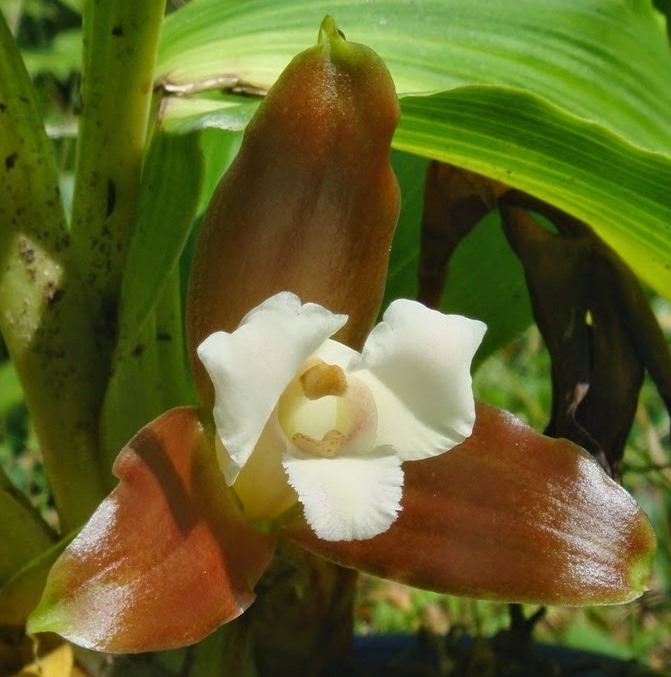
[278,358,377,458]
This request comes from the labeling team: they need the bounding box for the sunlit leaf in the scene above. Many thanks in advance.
[284,403,656,606]
[395,87,671,301]
[158,0,671,152]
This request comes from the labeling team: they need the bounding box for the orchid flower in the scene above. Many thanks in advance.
[25,19,656,657]
[198,291,486,542]
[26,297,655,652]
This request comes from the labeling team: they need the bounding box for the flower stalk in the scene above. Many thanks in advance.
[70,0,165,349]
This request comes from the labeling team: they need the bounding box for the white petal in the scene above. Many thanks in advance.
[283,449,403,541]
[313,338,360,371]
[356,299,486,461]
[197,292,347,483]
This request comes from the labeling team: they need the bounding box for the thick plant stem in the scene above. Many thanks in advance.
[0,13,108,531]
[70,0,165,351]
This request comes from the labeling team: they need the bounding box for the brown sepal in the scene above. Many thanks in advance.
[187,28,401,406]
[283,403,655,606]
[28,407,276,653]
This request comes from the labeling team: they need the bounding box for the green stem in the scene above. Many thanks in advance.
[70,0,166,343]
[0,13,108,531]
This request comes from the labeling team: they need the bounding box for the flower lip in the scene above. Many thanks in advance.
[293,429,346,458]
[279,358,379,460]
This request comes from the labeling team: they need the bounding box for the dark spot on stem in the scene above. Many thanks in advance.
[0,102,6,112]
[18,238,36,281]
[45,282,64,306]
[112,25,123,37]
[132,343,145,357]
[106,179,116,216]
[5,152,18,170]
[18,237,35,264]
[157,332,172,341]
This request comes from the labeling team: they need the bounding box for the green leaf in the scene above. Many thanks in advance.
[384,151,532,362]
[117,132,204,355]
[394,87,671,301]
[158,0,671,152]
